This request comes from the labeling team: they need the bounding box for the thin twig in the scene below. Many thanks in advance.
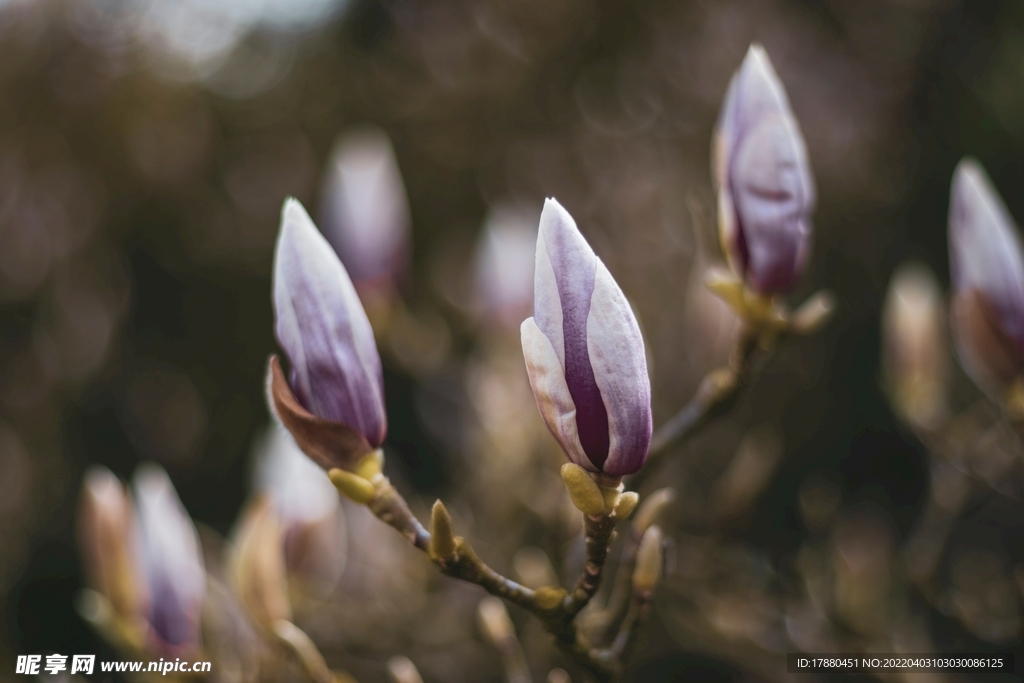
[647,325,760,458]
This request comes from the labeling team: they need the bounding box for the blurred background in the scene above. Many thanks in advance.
[4,0,1024,680]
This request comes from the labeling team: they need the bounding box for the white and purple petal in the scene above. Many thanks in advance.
[586,263,652,476]
[521,317,590,470]
[714,44,815,294]
[132,464,205,652]
[535,199,611,468]
[273,198,387,447]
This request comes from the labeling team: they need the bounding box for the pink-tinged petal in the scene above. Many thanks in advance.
[586,264,652,476]
[536,199,610,468]
[713,44,815,294]
[132,464,205,653]
[521,317,593,471]
[319,128,411,288]
[273,198,387,447]
[79,467,146,622]
[949,158,1024,351]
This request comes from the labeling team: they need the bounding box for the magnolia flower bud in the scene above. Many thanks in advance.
[132,464,206,655]
[319,127,411,291]
[882,263,948,429]
[78,467,145,625]
[521,199,652,477]
[270,198,387,471]
[948,158,1024,399]
[713,44,815,294]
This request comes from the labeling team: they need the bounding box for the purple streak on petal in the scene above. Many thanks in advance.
[148,574,196,649]
[537,199,610,469]
[274,198,387,446]
[949,158,1024,352]
[132,464,205,652]
[587,263,652,476]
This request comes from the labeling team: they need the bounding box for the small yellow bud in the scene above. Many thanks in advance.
[429,500,457,561]
[705,267,746,314]
[790,290,835,334]
[632,488,674,534]
[601,484,621,512]
[613,491,639,520]
[355,449,385,481]
[328,469,376,504]
[632,525,664,592]
[532,586,567,611]
[560,463,606,516]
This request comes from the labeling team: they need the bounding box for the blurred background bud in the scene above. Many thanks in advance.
[948,158,1024,401]
[252,424,346,597]
[713,44,815,295]
[228,495,292,632]
[710,427,781,523]
[387,655,424,683]
[319,127,411,297]
[78,467,144,626]
[132,463,206,655]
[522,199,652,477]
[830,508,897,636]
[633,525,664,592]
[472,205,538,331]
[882,262,949,430]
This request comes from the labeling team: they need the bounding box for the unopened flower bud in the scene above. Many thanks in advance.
[613,491,639,520]
[632,488,675,535]
[229,496,292,632]
[328,468,376,505]
[133,464,206,655]
[271,198,387,471]
[713,44,815,295]
[882,263,948,429]
[560,463,606,516]
[632,525,664,592]
[522,199,652,476]
[78,467,144,625]
[948,158,1024,401]
[319,128,411,292]
[429,499,457,562]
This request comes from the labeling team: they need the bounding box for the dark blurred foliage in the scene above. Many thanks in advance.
[4,0,1024,680]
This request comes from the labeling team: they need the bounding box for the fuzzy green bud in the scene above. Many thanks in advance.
[429,500,457,561]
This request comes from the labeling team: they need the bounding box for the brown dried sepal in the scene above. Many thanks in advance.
[267,355,372,471]
[952,289,1024,395]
